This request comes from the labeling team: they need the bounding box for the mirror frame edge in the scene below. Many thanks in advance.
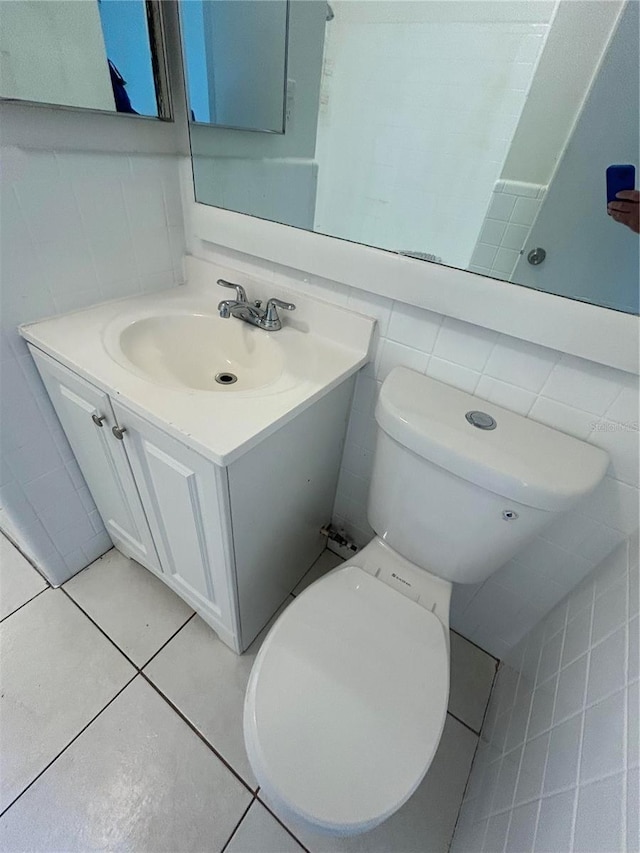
[190,199,639,376]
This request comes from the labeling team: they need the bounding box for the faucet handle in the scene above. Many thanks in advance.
[218,278,248,303]
[265,297,296,317]
[262,298,296,330]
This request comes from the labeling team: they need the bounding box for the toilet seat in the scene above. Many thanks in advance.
[243,565,449,835]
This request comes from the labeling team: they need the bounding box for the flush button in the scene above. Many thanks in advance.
[465,410,497,430]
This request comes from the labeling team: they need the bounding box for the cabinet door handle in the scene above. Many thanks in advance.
[92,413,106,427]
[112,425,127,440]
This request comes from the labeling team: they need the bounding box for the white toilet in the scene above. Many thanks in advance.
[244,367,608,836]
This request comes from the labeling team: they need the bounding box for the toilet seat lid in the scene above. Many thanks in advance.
[244,565,449,834]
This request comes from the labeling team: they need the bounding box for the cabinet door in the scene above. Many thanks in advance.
[29,347,161,573]
[110,400,239,649]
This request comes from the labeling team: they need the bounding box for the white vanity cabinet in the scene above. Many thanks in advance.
[29,343,354,653]
[109,400,239,650]
[30,348,161,574]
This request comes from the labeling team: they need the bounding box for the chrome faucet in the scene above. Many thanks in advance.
[217,279,295,331]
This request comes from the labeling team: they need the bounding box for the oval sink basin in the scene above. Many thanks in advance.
[116,314,285,392]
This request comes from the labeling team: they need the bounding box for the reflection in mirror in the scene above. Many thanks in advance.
[187,0,639,315]
[0,0,170,118]
[181,0,289,132]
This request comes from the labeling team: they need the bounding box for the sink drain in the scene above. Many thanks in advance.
[215,372,238,386]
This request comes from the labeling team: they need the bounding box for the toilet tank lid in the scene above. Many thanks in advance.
[375,367,609,512]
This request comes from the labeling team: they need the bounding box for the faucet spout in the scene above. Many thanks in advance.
[218,299,237,319]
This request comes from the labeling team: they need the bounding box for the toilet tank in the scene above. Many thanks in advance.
[368,368,609,585]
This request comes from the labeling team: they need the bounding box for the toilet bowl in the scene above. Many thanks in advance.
[244,367,609,836]
[244,537,452,835]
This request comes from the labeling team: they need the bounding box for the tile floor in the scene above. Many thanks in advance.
[0,537,497,852]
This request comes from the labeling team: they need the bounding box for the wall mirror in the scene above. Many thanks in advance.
[181,0,289,132]
[0,0,171,119]
[184,0,639,315]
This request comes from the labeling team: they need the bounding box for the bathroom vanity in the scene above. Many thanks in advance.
[21,258,375,652]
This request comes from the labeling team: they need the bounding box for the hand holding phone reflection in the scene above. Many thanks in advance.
[608,190,640,234]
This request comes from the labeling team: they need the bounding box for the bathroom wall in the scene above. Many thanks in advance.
[313,0,556,269]
[0,0,114,111]
[451,534,638,852]
[0,122,185,584]
[186,229,639,659]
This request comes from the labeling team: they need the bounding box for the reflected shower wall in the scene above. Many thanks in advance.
[313,1,555,269]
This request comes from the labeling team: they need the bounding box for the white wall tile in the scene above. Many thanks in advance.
[426,357,482,394]
[479,218,508,246]
[524,397,595,440]
[492,247,521,275]
[553,654,588,725]
[561,610,592,667]
[533,789,575,853]
[511,196,542,227]
[376,339,430,382]
[433,317,499,370]
[387,302,442,351]
[541,354,624,416]
[475,376,536,416]
[586,625,626,704]
[587,419,640,487]
[484,335,558,393]
[471,180,546,281]
[605,376,640,425]
[505,800,539,853]
[591,577,628,644]
[452,546,637,853]
[573,773,624,853]
[580,689,626,784]
[1,147,184,585]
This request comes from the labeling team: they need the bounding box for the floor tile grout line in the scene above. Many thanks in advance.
[254,794,312,853]
[139,671,257,797]
[0,531,51,587]
[0,672,138,820]
[219,798,257,853]
[448,736,481,853]
[61,584,196,674]
[448,667,498,852]
[140,611,197,670]
[447,709,483,738]
[476,659,501,743]
[0,586,49,624]
[451,627,501,664]
[60,586,140,671]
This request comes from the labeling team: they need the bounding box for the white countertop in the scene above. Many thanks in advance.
[20,257,376,466]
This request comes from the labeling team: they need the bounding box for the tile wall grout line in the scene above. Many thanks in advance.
[139,672,257,797]
[218,798,257,853]
[0,672,138,819]
[510,604,569,849]
[0,586,49,624]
